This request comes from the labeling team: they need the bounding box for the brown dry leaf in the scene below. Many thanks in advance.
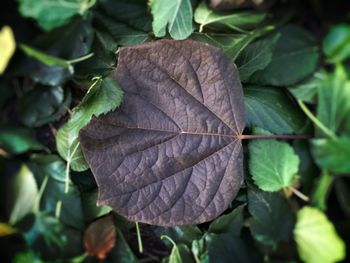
[80,39,245,226]
[83,215,116,260]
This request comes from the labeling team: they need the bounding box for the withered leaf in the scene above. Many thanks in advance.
[83,215,116,260]
[80,39,245,226]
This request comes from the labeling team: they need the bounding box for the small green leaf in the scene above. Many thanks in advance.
[18,0,96,31]
[323,23,350,63]
[208,204,245,235]
[161,235,192,263]
[289,71,326,103]
[316,64,350,134]
[244,86,306,134]
[0,26,16,74]
[18,85,71,127]
[206,233,262,263]
[0,126,43,154]
[13,251,43,263]
[249,138,300,192]
[9,165,38,225]
[294,206,345,263]
[20,44,70,68]
[150,0,193,40]
[248,186,295,249]
[250,25,319,86]
[56,76,123,172]
[312,136,350,174]
[236,34,279,81]
[194,2,265,33]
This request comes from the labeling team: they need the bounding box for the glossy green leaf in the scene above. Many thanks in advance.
[316,64,350,134]
[294,206,345,263]
[249,138,300,192]
[0,126,43,154]
[248,186,295,249]
[194,2,265,33]
[9,165,38,224]
[18,0,96,31]
[56,76,123,172]
[244,86,306,134]
[323,23,350,63]
[18,85,71,127]
[289,71,326,103]
[312,136,350,174]
[206,233,262,263]
[150,0,193,40]
[236,34,279,81]
[208,204,245,235]
[250,25,319,86]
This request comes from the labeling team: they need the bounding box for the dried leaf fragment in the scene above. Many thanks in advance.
[80,39,245,226]
[83,215,116,260]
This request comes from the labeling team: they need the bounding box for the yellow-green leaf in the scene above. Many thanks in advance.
[0,26,16,74]
[294,206,346,263]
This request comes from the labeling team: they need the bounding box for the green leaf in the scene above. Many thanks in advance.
[294,206,345,263]
[81,189,112,222]
[18,0,96,31]
[206,233,262,263]
[194,2,265,33]
[0,126,43,154]
[312,136,350,174]
[249,137,300,192]
[18,85,71,127]
[191,238,208,263]
[248,186,295,249]
[13,251,43,263]
[9,165,38,224]
[150,0,193,40]
[289,71,326,103]
[109,229,138,263]
[20,44,70,68]
[208,204,245,235]
[335,178,350,217]
[56,76,123,172]
[0,26,16,74]
[29,154,84,229]
[316,64,350,134]
[250,25,319,86]
[236,34,280,82]
[244,86,306,134]
[323,23,350,63]
[161,236,193,263]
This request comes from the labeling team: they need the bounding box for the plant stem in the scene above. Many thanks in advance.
[136,222,143,254]
[55,200,62,218]
[33,176,49,213]
[311,170,334,211]
[68,52,94,64]
[240,134,311,140]
[289,187,310,202]
[297,99,336,138]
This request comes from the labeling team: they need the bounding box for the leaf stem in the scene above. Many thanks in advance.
[135,222,143,254]
[55,200,62,218]
[289,187,310,202]
[297,99,336,138]
[68,52,94,64]
[33,175,49,213]
[240,134,311,140]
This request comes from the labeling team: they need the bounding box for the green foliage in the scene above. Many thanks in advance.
[2,0,350,262]
[0,126,43,154]
[194,2,265,33]
[249,135,300,192]
[244,86,306,134]
[8,165,38,224]
[56,76,123,172]
[18,0,96,31]
[250,25,319,86]
[150,0,193,40]
[294,206,346,263]
[323,24,350,63]
[247,186,295,249]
